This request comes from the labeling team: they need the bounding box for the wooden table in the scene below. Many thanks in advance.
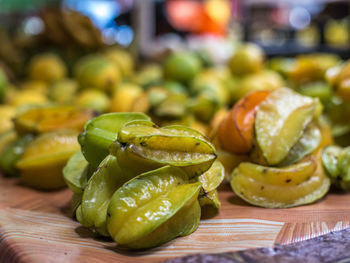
[0,176,349,263]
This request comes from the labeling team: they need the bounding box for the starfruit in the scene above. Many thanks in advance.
[231,156,330,208]
[278,122,321,166]
[196,160,224,219]
[63,151,89,194]
[322,146,350,191]
[80,155,134,236]
[106,166,201,249]
[17,130,80,189]
[14,106,94,135]
[197,160,224,194]
[199,190,220,219]
[0,134,34,176]
[110,122,217,178]
[78,112,151,168]
[255,87,317,165]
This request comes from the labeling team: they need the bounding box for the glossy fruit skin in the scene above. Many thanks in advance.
[80,154,135,236]
[63,151,89,194]
[255,88,317,165]
[218,90,270,154]
[278,122,321,166]
[0,134,34,176]
[110,122,217,178]
[17,130,80,190]
[78,112,151,168]
[164,52,202,84]
[229,44,264,76]
[14,106,94,135]
[106,166,201,249]
[197,160,224,194]
[322,146,350,191]
[231,155,330,208]
[199,190,220,219]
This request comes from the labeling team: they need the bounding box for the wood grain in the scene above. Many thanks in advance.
[0,176,350,262]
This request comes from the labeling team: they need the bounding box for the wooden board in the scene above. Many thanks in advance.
[0,175,350,263]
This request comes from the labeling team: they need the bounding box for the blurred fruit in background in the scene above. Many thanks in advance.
[27,53,67,83]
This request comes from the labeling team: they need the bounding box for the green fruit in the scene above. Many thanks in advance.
[0,134,34,176]
[75,89,110,113]
[110,122,217,178]
[322,145,342,179]
[278,122,321,166]
[0,69,8,102]
[322,146,350,191]
[133,64,163,87]
[63,151,89,194]
[0,130,17,156]
[164,52,202,84]
[229,43,264,76]
[198,190,220,219]
[74,54,121,91]
[255,88,317,165]
[197,160,224,194]
[81,155,133,236]
[104,48,134,78]
[49,79,78,104]
[154,93,188,119]
[78,112,151,168]
[17,130,80,190]
[106,166,201,249]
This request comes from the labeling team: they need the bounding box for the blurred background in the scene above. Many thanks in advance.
[0,0,349,68]
[0,0,350,145]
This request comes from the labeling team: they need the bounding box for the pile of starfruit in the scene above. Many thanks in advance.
[0,105,94,189]
[216,87,332,208]
[63,112,224,249]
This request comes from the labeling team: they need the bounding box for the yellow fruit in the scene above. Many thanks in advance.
[74,54,121,91]
[0,105,15,133]
[104,48,134,78]
[9,90,48,107]
[75,89,110,113]
[28,53,67,83]
[229,43,264,76]
[17,130,80,190]
[20,80,48,95]
[231,155,330,208]
[109,83,143,112]
[14,106,94,135]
